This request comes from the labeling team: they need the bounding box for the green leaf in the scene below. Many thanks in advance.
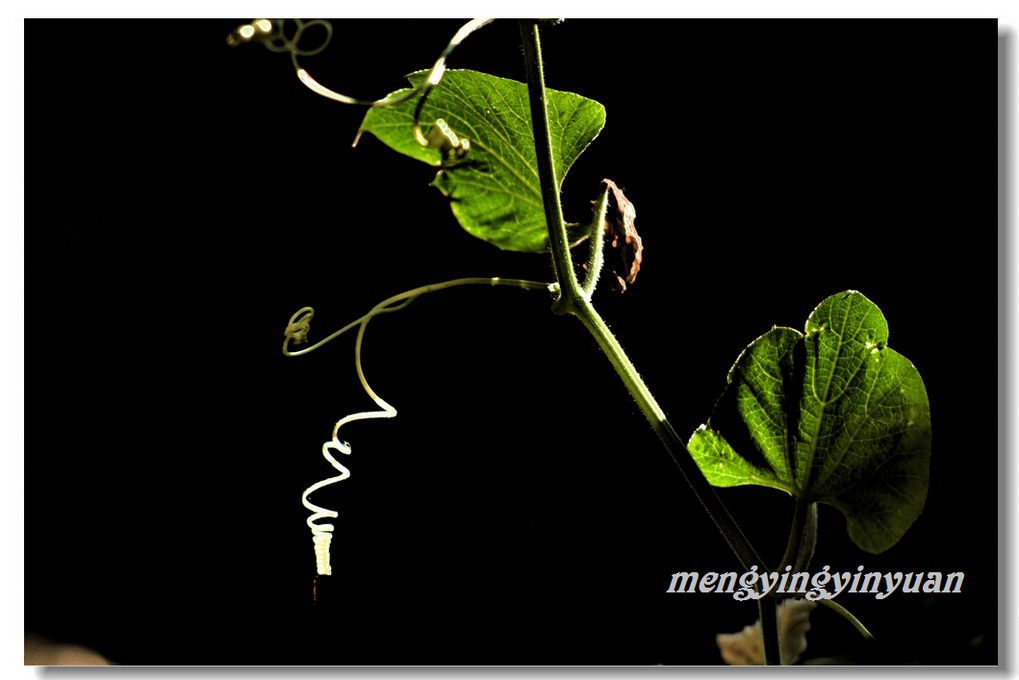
[356,69,605,253]
[688,291,932,554]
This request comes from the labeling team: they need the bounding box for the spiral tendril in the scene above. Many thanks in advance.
[283,278,552,576]
[292,299,406,576]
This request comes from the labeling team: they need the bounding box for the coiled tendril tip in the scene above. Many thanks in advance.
[230,18,493,168]
[284,307,314,347]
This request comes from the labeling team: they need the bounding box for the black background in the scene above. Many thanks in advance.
[27,19,997,665]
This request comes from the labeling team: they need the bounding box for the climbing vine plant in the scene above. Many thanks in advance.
[231,18,932,665]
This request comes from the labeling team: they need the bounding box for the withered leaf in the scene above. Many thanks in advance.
[601,179,642,292]
[716,598,817,665]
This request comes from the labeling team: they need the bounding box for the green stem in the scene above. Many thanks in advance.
[580,188,609,299]
[517,20,767,575]
[759,596,781,665]
[518,21,576,313]
[818,598,876,640]
[570,298,766,572]
[793,502,818,574]
[780,497,810,571]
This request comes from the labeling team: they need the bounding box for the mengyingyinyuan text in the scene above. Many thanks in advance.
[666,565,964,600]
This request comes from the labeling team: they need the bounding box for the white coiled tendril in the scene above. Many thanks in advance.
[227,18,494,167]
[283,278,551,576]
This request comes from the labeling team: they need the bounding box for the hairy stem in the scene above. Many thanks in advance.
[518,19,768,576]
[569,298,765,571]
[580,187,609,299]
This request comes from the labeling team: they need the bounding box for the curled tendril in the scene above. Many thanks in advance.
[284,307,314,346]
[226,18,332,57]
[229,18,492,166]
[282,278,550,576]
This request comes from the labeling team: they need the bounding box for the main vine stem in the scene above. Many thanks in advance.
[518,20,781,665]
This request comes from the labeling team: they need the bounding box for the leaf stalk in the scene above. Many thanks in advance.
[780,498,811,572]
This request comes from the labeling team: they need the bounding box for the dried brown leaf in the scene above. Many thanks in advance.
[601,179,642,292]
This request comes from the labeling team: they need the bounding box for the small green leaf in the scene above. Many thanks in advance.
[356,69,605,252]
[688,291,932,554]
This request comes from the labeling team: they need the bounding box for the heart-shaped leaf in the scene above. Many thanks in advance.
[356,69,605,253]
[688,291,932,554]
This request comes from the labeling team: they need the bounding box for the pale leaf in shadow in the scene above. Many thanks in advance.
[716,598,817,665]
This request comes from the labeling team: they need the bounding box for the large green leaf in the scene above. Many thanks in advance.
[688,291,932,554]
[356,69,605,253]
